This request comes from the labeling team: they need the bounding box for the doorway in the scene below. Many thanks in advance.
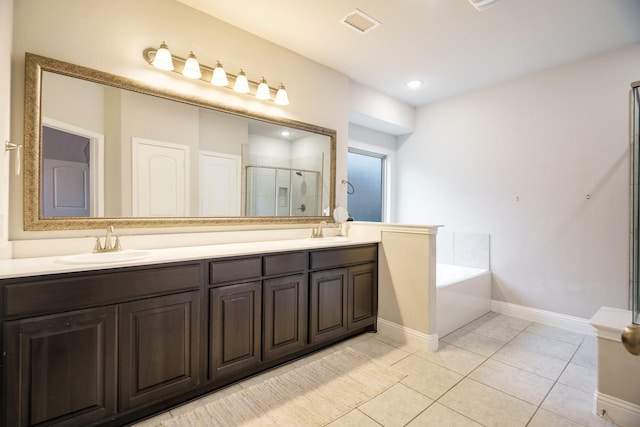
[41,118,104,217]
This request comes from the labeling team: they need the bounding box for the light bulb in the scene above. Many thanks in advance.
[233,69,250,94]
[233,68,249,93]
[182,51,202,79]
[256,77,271,100]
[151,42,174,71]
[211,61,229,86]
[274,83,289,105]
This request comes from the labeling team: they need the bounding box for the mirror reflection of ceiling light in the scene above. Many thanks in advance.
[145,42,289,105]
[281,130,291,137]
[406,80,423,89]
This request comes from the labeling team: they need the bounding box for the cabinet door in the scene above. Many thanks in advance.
[209,281,262,379]
[4,306,117,427]
[119,291,201,411]
[348,263,378,330]
[263,274,307,361]
[309,269,348,344]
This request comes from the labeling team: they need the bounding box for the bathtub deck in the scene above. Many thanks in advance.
[437,267,492,337]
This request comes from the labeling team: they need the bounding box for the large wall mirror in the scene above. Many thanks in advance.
[23,53,336,230]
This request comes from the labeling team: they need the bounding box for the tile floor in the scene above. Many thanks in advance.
[135,313,618,427]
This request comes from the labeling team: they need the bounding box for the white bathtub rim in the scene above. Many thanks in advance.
[436,263,490,288]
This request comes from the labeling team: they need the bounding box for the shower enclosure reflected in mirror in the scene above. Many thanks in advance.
[246,167,321,216]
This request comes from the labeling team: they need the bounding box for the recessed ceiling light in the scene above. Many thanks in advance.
[406,80,423,89]
[281,130,291,137]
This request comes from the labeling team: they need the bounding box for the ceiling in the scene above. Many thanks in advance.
[177,0,640,107]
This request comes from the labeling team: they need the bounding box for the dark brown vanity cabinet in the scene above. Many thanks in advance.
[207,251,307,379]
[209,281,262,379]
[118,291,201,411]
[4,306,117,426]
[1,261,202,427]
[347,262,378,330]
[208,256,263,380]
[1,244,377,426]
[262,252,307,361]
[263,274,307,360]
[309,245,378,345]
[309,268,349,344]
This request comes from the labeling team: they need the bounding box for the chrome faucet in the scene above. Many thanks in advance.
[310,221,327,238]
[93,225,123,253]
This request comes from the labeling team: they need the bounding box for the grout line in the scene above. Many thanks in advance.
[145,315,599,427]
[428,316,594,427]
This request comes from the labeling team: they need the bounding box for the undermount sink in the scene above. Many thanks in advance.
[304,236,351,243]
[55,249,154,265]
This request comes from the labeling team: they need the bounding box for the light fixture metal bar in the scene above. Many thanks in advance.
[143,48,280,100]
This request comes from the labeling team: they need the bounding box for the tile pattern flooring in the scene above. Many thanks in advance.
[135,313,618,427]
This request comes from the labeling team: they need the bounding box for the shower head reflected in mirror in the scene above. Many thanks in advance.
[296,171,307,195]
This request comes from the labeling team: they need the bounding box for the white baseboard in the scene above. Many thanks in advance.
[594,391,640,427]
[491,300,594,335]
[378,301,592,352]
[377,318,439,352]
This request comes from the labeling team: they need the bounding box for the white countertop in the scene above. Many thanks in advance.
[0,238,379,280]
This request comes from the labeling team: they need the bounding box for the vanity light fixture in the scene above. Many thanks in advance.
[151,41,174,71]
[211,61,229,86]
[275,84,290,106]
[182,51,202,79]
[144,43,289,105]
[256,77,271,100]
[233,69,250,94]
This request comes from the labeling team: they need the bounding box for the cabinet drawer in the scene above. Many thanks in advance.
[3,263,202,319]
[309,245,377,270]
[263,252,306,277]
[209,256,261,286]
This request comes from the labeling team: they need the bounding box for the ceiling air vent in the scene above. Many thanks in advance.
[341,9,381,35]
[469,0,503,11]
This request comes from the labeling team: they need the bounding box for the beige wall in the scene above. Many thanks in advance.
[378,229,436,335]
[9,0,351,242]
[397,44,640,320]
[0,0,13,255]
[597,338,640,406]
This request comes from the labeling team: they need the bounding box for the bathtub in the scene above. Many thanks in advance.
[436,263,492,337]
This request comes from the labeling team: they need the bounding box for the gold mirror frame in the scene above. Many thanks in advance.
[23,53,336,230]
